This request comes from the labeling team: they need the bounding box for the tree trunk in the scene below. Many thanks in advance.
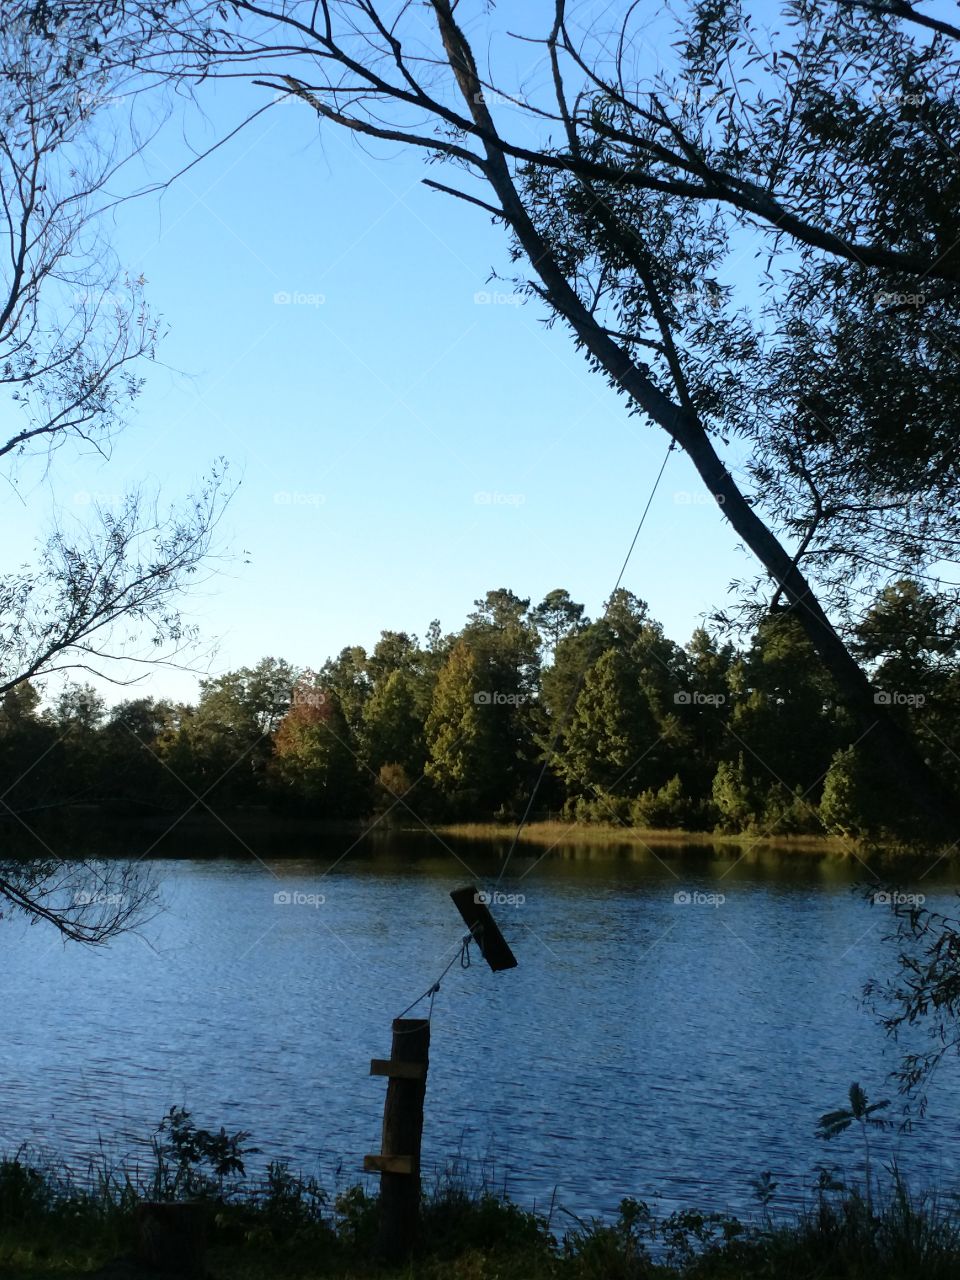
[431,0,959,839]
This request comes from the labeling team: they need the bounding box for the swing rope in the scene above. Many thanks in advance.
[494,439,676,887]
[392,438,675,1020]
[395,933,474,1021]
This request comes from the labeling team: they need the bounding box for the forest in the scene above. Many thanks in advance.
[4,578,957,842]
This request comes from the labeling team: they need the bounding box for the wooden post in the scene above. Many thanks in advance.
[364,1017,430,1261]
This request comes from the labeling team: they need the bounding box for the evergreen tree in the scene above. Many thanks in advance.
[424,640,495,815]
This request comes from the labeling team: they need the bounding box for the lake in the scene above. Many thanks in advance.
[1,833,958,1224]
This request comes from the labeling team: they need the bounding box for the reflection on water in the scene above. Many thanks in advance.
[0,835,957,1222]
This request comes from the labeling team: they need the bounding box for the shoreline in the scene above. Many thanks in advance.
[0,807,948,861]
[434,820,854,853]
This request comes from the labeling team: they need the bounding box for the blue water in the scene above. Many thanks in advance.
[0,841,957,1222]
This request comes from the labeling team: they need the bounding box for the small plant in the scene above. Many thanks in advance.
[816,1081,891,1202]
[333,1183,377,1249]
[151,1106,258,1200]
[658,1205,746,1268]
[562,1197,653,1279]
[749,1170,778,1225]
[260,1159,327,1227]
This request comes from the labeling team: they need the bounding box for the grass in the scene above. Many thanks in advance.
[3,1140,960,1280]
[436,819,857,853]
[17,809,952,865]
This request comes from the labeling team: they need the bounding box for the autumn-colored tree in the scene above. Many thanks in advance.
[271,680,366,816]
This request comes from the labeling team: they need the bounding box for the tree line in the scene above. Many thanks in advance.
[4,580,957,842]
[48,0,958,837]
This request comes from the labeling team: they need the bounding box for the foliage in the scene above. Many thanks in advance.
[816,1082,891,1199]
[864,897,960,1117]
[109,0,960,839]
[4,577,959,842]
[151,1106,258,1200]
[4,1118,960,1279]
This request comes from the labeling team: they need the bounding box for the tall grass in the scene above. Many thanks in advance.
[1,1119,960,1278]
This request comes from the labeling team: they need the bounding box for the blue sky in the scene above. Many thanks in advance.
[3,20,755,706]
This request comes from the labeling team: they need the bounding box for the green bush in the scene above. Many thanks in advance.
[630,776,695,829]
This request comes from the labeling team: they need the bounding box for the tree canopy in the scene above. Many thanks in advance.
[35,0,959,833]
[5,579,958,844]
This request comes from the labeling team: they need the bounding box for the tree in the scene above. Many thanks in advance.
[532,588,585,657]
[461,589,542,812]
[46,682,107,798]
[0,3,226,941]
[365,631,423,687]
[271,677,366,815]
[864,899,960,1120]
[819,744,897,840]
[423,639,494,815]
[159,661,296,807]
[0,1,228,702]
[675,626,736,800]
[559,647,661,810]
[319,646,371,738]
[711,754,756,834]
[98,695,177,809]
[128,0,960,835]
[0,678,59,814]
[854,580,960,795]
[726,611,849,824]
[855,580,959,687]
[362,668,426,780]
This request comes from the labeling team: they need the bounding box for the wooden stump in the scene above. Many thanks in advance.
[134,1201,206,1277]
[365,1017,430,1262]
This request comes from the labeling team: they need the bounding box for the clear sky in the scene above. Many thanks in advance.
[2,11,757,706]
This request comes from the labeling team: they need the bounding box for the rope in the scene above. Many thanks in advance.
[395,933,473,1021]
[494,439,676,887]
[391,439,674,1021]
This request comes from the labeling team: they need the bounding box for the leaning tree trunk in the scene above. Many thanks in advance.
[432,0,959,840]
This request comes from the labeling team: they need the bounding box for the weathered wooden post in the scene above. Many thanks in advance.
[364,1017,430,1261]
[362,888,516,1261]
